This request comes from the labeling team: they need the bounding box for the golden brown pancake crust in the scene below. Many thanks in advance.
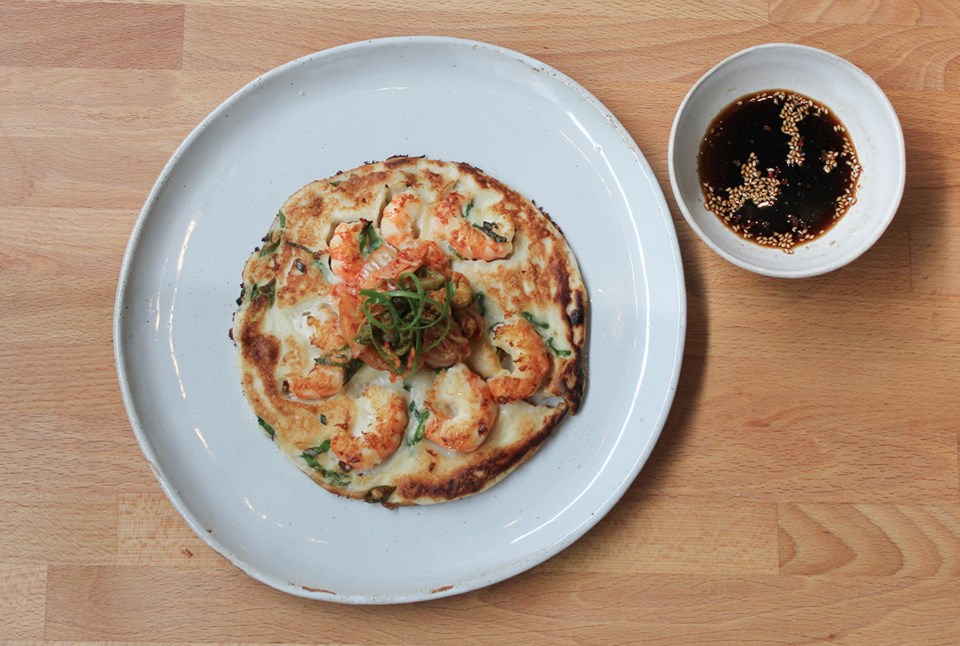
[233,157,587,505]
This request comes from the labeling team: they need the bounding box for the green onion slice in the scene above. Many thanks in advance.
[473,221,507,243]
[357,271,455,378]
[257,417,275,440]
[522,311,549,329]
[259,232,282,257]
[407,407,429,446]
[546,336,572,357]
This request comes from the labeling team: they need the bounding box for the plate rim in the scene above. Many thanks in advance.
[113,35,686,603]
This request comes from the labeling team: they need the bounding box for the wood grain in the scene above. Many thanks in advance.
[3,0,960,642]
[771,0,960,26]
[42,566,960,643]
[0,3,184,69]
[0,68,252,138]
[0,496,117,565]
[0,563,46,640]
[779,504,960,576]
[544,493,779,575]
[117,494,230,568]
[0,136,178,208]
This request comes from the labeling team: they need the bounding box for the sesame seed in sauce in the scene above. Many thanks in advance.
[698,90,861,253]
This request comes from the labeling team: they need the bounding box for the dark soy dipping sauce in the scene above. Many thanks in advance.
[698,89,861,253]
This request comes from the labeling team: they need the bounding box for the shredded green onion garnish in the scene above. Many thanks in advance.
[287,241,314,254]
[263,281,276,306]
[301,441,350,485]
[407,406,429,446]
[313,254,333,280]
[473,220,507,243]
[259,231,282,257]
[546,336,572,357]
[249,280,276,306]
[522,311,549,329]
[358,220,383,255]
[257,417,276,440]
[357,271,455,378]
[343,358,363,383]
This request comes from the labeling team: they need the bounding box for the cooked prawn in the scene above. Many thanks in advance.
[365,240,449,288]
[278,333,343,400]
[287,306,352,400]
[381,192,423,248]
[328,220,367,279]
[329,385,408,470]
[423,363,499,453]
[288,364,344,400]
[486,317,550,403]
[305,306,348,354]
[434,191,514,261]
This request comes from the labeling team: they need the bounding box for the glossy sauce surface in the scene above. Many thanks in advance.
[698,90,861,252]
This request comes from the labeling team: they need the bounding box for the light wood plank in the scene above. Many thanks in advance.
[673,216,914,298]
[0,129,34,204]
[182,10,764,78]
[911,225,960,296]
[179,12,960,92]
[0,2,184,69]
[0,563,46,641]
[0,136,176,208]
[698,290,960,362]
[779,503,960,576]
[771,0,960,25]
[0,207,135,276]
[0,206,157,496]
[0,414,158,496]
[544,493,778,574]
[42,566,960,643]
[0,336,123,410]
[45,0,769,18]
[0,497,117,565]
[117,494,230,568]
[0,68,254,138]
[635,324,960,503]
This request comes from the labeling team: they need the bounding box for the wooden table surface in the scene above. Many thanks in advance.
[3,0,960,642]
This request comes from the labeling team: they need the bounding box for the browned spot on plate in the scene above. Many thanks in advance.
[431,585,454,593]
[302,585,337,594]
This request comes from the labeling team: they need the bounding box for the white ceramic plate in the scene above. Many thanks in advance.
[115,37,685,604]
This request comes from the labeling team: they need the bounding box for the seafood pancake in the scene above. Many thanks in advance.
[233,157,587,506]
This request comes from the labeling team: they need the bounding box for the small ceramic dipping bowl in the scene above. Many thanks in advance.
[668,43,905,278]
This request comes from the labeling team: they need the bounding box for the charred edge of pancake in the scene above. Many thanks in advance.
[535,202,586,413]
[533,200,564,237]
[457,162,587,413]
[544,252,587,414]
[239,301,318,412]
[237,300,281,397]
[384,154,426,169]
[392,404,569,504]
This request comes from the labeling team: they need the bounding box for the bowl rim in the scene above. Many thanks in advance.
[667,42,906,278]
